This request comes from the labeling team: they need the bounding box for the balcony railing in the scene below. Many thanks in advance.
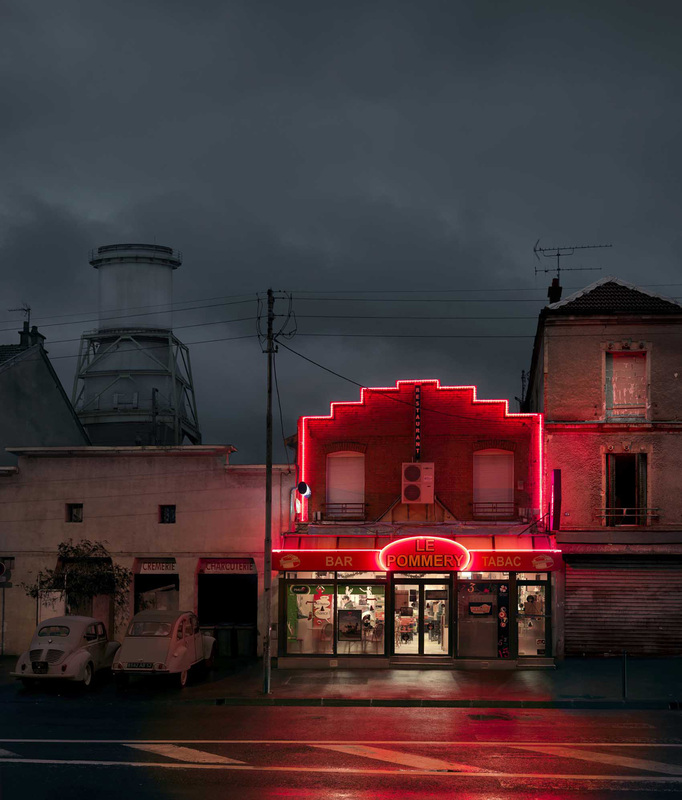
[473,501,516,518]
[598,507,661,526]
[321,503,367,520]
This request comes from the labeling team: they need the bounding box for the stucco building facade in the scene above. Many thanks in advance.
[0,446,294,656]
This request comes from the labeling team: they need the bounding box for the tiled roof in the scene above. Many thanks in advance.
[0,345,25,366]
[547,277,682,316]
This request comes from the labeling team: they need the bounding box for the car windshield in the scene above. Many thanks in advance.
[38,626,70,637]
[127,621,172,637]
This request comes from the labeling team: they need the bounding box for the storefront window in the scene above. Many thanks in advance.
[337,571,386,580]
[286,583,334,654]
[517,584,548,656]
[286,572,334,580]
[459,572,509,580]
[337,585,385,654]
[516,573,548,581]
[457,579,511,658]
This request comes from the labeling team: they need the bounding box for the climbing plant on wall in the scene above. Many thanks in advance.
[22,539,132,624]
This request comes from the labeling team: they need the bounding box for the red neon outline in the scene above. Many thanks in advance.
[273,548,561,571]
[378,536,471,571]
[298,379,544,523]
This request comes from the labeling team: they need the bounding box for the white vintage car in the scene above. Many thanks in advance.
[12,615,121,688]
[113,610,216,688]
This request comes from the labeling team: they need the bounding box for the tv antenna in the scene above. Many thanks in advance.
[8,303,31,328]
[533,240,612,279]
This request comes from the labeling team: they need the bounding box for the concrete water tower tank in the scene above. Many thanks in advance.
[72,243,201,446]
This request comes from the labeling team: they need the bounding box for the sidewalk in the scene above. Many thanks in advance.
[2,656,681,708]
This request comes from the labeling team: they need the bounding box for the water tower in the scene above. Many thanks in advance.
[72,243,201,446]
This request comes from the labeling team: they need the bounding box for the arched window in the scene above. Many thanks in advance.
[326,451,365,519]
[473,449,514,518]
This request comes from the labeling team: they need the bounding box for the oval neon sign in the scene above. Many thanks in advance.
[379,536,471,572]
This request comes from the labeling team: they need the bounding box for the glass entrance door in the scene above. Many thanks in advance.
[393,582,450,656]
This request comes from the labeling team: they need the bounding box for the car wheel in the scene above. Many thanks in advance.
[177,669,188,688]
[82,662,93,689]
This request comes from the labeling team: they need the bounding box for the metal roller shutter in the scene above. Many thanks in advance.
[565,557,682,656]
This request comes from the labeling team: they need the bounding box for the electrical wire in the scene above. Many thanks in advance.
[0,298,257,335]
[47,333,259,361]
[272,351,292,472]
[0,292,259,328]
[276,341,532,424]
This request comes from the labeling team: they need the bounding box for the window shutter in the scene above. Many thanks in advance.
[326,452,365,508]
[473,450,514,516]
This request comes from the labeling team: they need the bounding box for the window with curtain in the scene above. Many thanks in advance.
[473,449,514,518]
[326,451,365,519]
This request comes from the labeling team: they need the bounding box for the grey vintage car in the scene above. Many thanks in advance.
[12,615,121,688]
[113,610,216,687]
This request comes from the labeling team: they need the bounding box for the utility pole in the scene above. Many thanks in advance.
[263,288,275,694]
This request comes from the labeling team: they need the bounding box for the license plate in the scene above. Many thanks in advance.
[32,661,48,674]
[127,662,153,669]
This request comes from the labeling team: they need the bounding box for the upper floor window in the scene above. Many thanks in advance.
[606,352,647,420]
[66,503,83,523]
[159,505,176,524]
[473,449,514,518]
[605,453,648,526]
[326,452,365,519]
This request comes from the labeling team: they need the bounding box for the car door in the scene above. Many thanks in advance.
[183,618,197,664]
[83,623,106,669]
[191,615,203,662]
[95,623,109,669]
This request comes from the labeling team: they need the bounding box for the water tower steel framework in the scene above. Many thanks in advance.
[72,243,201,446]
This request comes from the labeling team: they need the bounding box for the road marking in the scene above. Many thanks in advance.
[314,744,484,773]
[513,745,682,776]
[0,749,17,758]
[2,739,682,746]
[1,758,682,781]
[125,744,244,764]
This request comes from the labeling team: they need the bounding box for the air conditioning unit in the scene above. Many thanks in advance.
[401,462,435,504]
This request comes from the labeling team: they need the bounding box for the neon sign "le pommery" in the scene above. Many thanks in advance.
[378,537,471,571]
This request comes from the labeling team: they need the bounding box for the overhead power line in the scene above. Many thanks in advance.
[277,341,533,424]
[47,333,259,361]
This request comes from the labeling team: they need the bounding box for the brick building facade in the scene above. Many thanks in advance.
[526,277,682,657]
[277,380,557,668]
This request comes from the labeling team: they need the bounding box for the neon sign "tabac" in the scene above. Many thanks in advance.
[378,537,471,572]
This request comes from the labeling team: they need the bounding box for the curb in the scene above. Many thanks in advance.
[203,697,682,710]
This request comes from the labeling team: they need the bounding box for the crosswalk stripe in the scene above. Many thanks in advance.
[0,757,682,781]
[512,745,682,776]
[313,744,484,772]
[125,744,244,764]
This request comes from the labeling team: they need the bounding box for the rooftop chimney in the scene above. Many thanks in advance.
[18,322,30,348]
[29,326,46,348]
[18,322,46,349]
[547,278,562,304]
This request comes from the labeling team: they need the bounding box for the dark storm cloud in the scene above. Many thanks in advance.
[2,0,682,461]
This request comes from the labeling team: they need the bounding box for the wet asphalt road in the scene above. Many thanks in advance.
[2,681,682,798]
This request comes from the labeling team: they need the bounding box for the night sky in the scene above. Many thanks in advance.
[1,1,681,462]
